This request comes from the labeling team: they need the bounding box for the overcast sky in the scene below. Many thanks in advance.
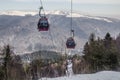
[0,0,120,17]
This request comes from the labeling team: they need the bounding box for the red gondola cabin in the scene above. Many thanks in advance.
[66,37,76,48]
[37,16,49,31]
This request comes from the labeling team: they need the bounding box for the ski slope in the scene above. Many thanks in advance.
[41,71,120,80]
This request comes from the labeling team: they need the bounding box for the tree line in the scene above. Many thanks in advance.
[83,32,120,73]
[0,32,120,80]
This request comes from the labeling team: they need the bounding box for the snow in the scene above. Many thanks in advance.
[66,12,86,17]
[0,11,37,16]
[87,16,113,23]
[46,10,68,15]
[40,71,120,80]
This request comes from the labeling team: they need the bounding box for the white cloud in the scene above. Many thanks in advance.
[73,0,120,4]
[13,0,37,2]
[12,0,120,4]
[59,0,120,4]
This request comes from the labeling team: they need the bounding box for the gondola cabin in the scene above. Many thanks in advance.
[66,37,76,48]
[37,16,49,31]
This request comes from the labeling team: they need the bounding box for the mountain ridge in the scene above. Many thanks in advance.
[0,10,119,20]
[0,10,120,54]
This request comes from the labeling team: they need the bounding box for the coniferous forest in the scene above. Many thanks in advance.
[0,33,120,80]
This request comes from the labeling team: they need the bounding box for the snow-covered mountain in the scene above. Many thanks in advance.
[0,11,37,16]
[0,11,120,54]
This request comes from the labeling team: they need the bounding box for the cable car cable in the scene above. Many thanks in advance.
[70,0,74,38]
[66,0,76,49]
[70,0,72,37]
[39,0,46,17]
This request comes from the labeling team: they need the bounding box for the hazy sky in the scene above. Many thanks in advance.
[0,0,120,17]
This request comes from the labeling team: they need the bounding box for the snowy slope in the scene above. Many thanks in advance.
[0,11,120,54]
[41,71,120,80]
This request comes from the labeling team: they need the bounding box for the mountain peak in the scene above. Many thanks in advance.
[0,11,37,16]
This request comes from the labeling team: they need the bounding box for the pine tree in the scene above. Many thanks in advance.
[89,33,95,43]
[104,33,119,70]
[104,32,112,48]
[0,65,4,80]
[3,45,13,80]
[2,45,26,80]
[83,33,119,72]
[116,33,120,64]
